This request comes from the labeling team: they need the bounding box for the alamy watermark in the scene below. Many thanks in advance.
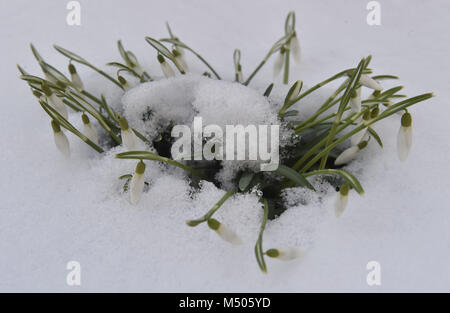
[366,1,381,26]
[171,117,280,171]
[66,1,81,26]
[66,261,81,286]
[366,260,381,286]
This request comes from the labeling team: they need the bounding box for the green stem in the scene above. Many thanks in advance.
[115,151,206,180]
[255,198,269,273]
[186,190,237,226]
[283,44,290,85]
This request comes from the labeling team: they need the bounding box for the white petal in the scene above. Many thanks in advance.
[291,35,301,64]
[397,126,412,162]
[134,65,144,76]
[273,52,284,78]
[130,173,145,205]
[49,95,68,120]
[71,72,84,90]
[334,146,360,165]
[54,131,70,158]
[237,71,243,83]
[83,123,98,145]
[216,224,243,245]
[277,247,306,261]
[176,55,189,72]
[350,88,361,113]
[121,128,140,150]
[334,193,348,217]
[351,128,367,146]
[161,62,175,78]
[122,82,132,91]
[360,75,383,91]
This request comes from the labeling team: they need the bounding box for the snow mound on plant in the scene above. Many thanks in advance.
[122,74,278,135]
[122,74,290,187]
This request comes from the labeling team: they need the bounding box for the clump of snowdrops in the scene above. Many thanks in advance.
[19,12,432,273]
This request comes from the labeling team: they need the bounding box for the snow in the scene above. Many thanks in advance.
[1,0,450,292]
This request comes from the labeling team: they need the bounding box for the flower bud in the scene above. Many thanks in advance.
[41,83,68,119]
[157,54,175,78]
[130,160,146,205]
[118,75,132,91]
[120,116,139,150]
[51,120,70,158]
[359,75,383,91]
[397,112,413,162]
[334,140,368,165]
[335,183,349,217]
[266,247,305,261]
[68,63,84,90]
[82,113,99,145]
[236,64,243,83]
[350,87,362,113]
[207,218,243,245]
[173,48,188,72]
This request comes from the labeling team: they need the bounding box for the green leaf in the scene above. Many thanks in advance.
[275,165,315,190]
[54,45,124,89]
[368,127,383,148]
[145,37,174,60]
[281,110,299,118]
[54,45,89,65]
[371,75,399,80]
[117,40,134,68]
[263,83,274,97]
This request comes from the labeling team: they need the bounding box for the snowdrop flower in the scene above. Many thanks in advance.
[157,54,175,78]
[119,116,139,150]
[359,75,383,91]
[351,111,371,145]
[130,160,146,205]
[81,113,98,145]
[290,32,301,64]
[51,120,70,158]
[207,218,243,245]
[397,112,413,162]
[42,83,68,120]
[273,47,285,78]
[236,64,243,83]
[126,51,144,76]
[118,75,132,91]
[266,247,305,261]
[350,87,362,113]
[334,183,350,217]
[368,90,381,100]
[370,107,380,120]
[68,63,84,90]
[335,140,368,166]
[173,48,188,72]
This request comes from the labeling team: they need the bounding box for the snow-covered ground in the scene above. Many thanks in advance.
[1,0,449,292]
